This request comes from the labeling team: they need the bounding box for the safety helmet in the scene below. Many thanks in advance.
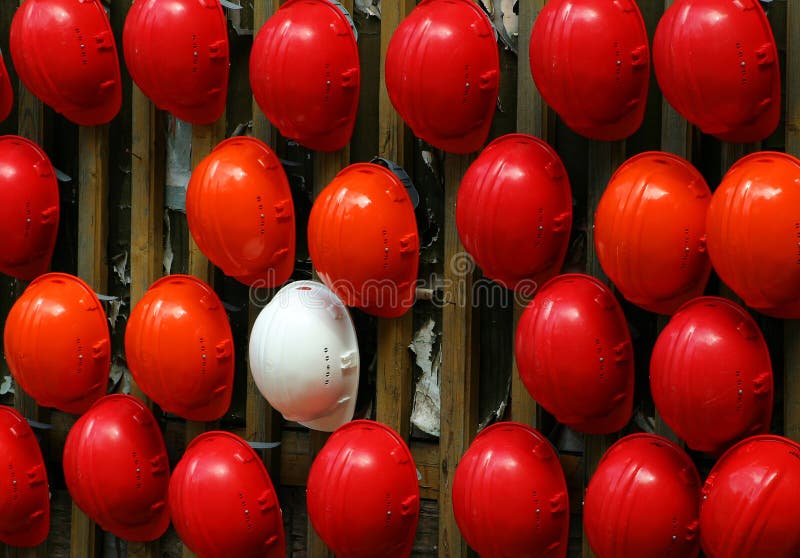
[123,0,229,125]
[650,297,772,455]
[385,0,499,154]
[249,280,359,432]
[169,430,285,558]
[251,0,359,152]
[0,50,12,124]
[452,422,569,558]
[308,163,418,318]
[456,133,572,292]
[63,395,170,542]
[4,273,110,415]
[594,151,712,315]
[10,0,122,126]
[529,0,650,141]
[700,435,800,558]
[125,275,234,422]
[0,406,49,548]
[515,273,634,434]
[653,0,780,143]
[0,135,60,281]
[584,434,701,558]
[186,136,295,287]
[307,420,420,558]
[706,152,800,318]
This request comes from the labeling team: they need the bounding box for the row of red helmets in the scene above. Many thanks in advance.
[453,425,800,558]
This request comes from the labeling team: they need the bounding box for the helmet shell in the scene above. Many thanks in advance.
[308,163,419,318]
[186,136,295,287]
[10,0,122,126]
[0,50,13,123]
[650,297,772,455]
[584,434,701,558]
[0,406,49,548]
[529,0,650,141]
[63,395,170,541]
[515,273,634,434]
[705,152,800,317]
[700,435,800,558]
[251,0,360,151]
[456,134,572,291]
[653,0,780,142]
[0,135,60,281]
[249,281,359,432]
[385,0,500,153]
[125,275,234,421]
[452,422,569,558]
[169,431,285,558]
[123,0,229,125]
[4,273,110,415]
[306,420,420,558]
[594,151,712,315]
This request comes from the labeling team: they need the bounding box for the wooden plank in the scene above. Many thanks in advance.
[439,154,479,558]
[376,0,415,440]
[784,0,800,443]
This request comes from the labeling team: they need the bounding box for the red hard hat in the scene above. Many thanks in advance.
[452,422,569,558]
[307,420,420,558]
[653,0,780,143]
[186,136,295,287]
[4,273,110,415]
[0,135,60,281]
[705,152,800,318]
[700,435,800,558]
[529,0,650,141]
[515,273,634,434]
[0,406,49,548]
[456,134,572,291]
[0,50,13,123]
[63,395,170,541]
[308,163,419,318]
[251,0,359,152]
[385,0,499,154]
[584,434,701,558]
[650,297,772,455]
[169,431,286,558]
[123,0,229,125]
[594,151,712,315]
[10,0,122,126]
[125,275,234,422]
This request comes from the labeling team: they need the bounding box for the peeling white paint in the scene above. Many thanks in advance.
[106,299,124,334]
[110,359,132,395]
[166,116,193,212]
[354,0,381,18]
[163,209,174,275]
[0,375,14,396]
[111,250,130,286]
[410,318,441,437]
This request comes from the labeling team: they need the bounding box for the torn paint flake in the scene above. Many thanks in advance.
[410,318,441,437]
[106,298,124,334]
[0,375,14,396]
[354,0,381,18]
[109,358,132,395]
[166,116,193,212]
[111,250,131,287]
[163,209,174,275]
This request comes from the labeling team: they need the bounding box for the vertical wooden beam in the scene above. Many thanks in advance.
[784,0,800,442]
[511,0,547,427]
[376,0,415,441]
[439,154,480,558]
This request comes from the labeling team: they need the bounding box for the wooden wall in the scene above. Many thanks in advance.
[0,1,798,557]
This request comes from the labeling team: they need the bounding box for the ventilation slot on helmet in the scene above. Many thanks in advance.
[324,347,331,385]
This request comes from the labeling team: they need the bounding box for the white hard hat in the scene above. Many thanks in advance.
[248,280,360,432]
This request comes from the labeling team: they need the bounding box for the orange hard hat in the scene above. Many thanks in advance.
[123,0,229,125]
[653,0,780,143]
[251,0,360,151]
[706,152,800,318]
[186,136,296,287]
[125,275,234,422]
[385,0,499,153]
[4,273,110,415]
[594,151,712,315]
[529,0,650,141]
[0,135,60,281]
[10,0,122,126]
[456,133,572,291]
[308,163,419,318]
[63,395,170,541]
[0,50,12,123]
